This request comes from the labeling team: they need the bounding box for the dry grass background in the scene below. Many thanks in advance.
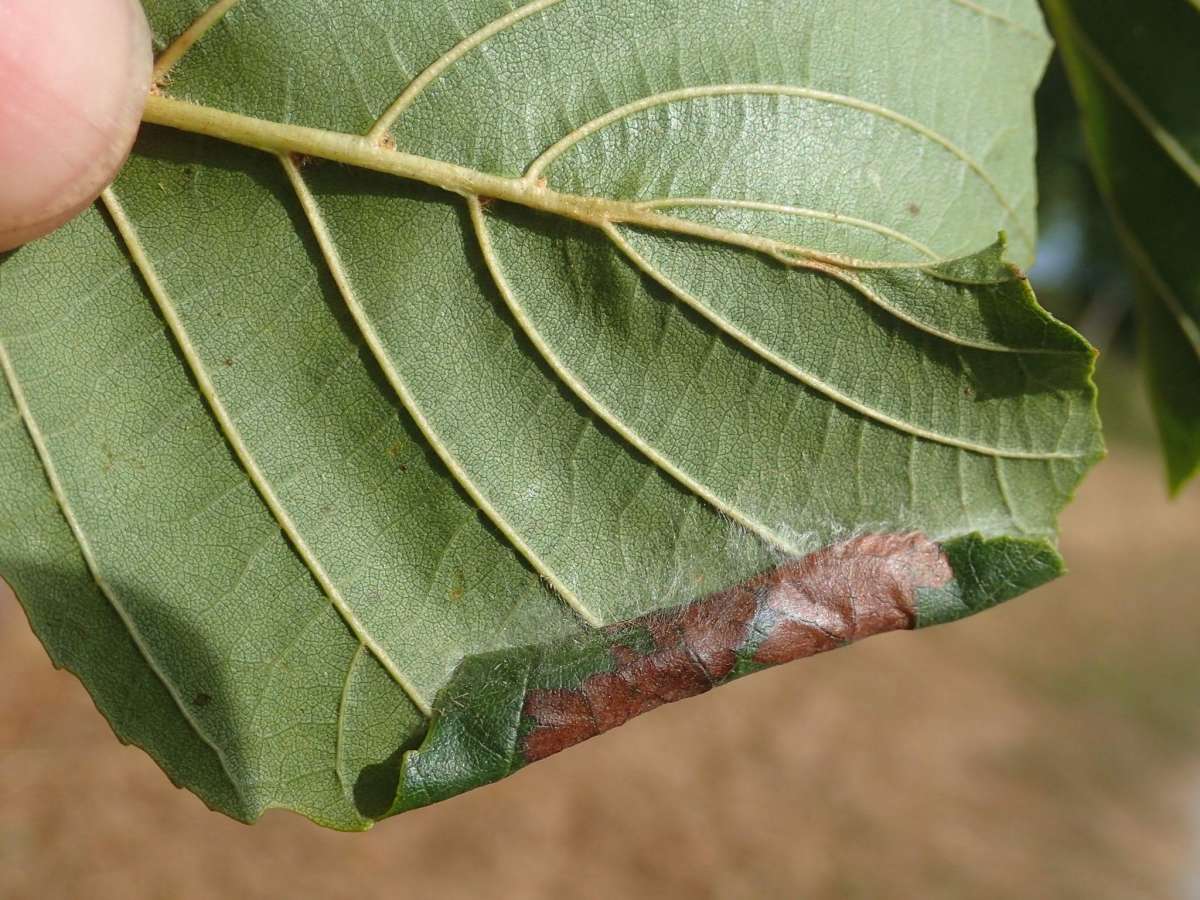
[2,437,1199,899]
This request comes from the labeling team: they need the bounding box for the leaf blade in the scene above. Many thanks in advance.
[0,0,1099,826]
[1045,0,1200,493]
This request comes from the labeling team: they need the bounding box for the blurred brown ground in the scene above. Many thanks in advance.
[2,436,1199,899]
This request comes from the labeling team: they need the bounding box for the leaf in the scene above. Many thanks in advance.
[0,0,1099,828]
[1045,0,1200,494]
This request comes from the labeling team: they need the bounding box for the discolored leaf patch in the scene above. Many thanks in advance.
[389,531,1059,814]
[522,533,951,761]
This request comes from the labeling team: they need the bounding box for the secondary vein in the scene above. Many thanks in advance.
[277,157,602,628]
[100,186,435,717]
[634,197,943,262]
[367,0,566,142]
[153,0,242,84]
[602,222,1082,461]
[467,196,805,557]
[520,82,1033,257]
[945,0,1048,41]
[0,335,249,806]
[1105,206,1200,361]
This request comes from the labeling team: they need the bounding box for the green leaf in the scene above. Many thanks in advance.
[0,0,1099,828]
[1045,0,1200,494]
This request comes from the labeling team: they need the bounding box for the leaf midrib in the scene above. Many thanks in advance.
[139,94,1090,458]
[1045,0,1200,363]
[140,94,984,275]
[1053,4,1200,190]
[519,82,1032,254]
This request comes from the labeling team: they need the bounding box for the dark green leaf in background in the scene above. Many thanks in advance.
[1045,0,1200,494]
[0,0,1099,827]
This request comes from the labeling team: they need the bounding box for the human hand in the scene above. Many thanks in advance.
[0,0,152,251]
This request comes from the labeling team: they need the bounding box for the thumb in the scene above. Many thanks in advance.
[0,0,153,251]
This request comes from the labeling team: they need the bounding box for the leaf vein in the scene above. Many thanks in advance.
[0,335,250,809]
[1061,9,1200,190]
[276,157,601,628]
[944,0,1048,41]
[634,197,943,261]
[1104,205,1200,362]
[468,197,805,557]
[99,187,434,717]
[602,222,1081,460]
[153,0,242,84]
[367,0,567,142]
[522,82,1033,253]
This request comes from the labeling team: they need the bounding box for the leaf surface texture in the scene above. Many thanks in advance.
[0,0,1099,827]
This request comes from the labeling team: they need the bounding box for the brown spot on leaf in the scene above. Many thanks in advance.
[521,690,595,762]
[192,692,211,708]
[378,134,397,152]
[521,533,950,762]
[751,532,947,664]
[906,202,921,216]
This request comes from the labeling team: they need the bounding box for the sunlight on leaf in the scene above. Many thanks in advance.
[0,0,1099,827]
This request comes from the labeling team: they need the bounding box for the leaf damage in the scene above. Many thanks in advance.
[521,533,951,761]
[389,531,1029,815]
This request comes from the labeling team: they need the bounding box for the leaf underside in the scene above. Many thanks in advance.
[0,0,1100,828]
[1046,0,1200,495]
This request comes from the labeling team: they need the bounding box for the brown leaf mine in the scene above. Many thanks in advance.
[522,532,951,762]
